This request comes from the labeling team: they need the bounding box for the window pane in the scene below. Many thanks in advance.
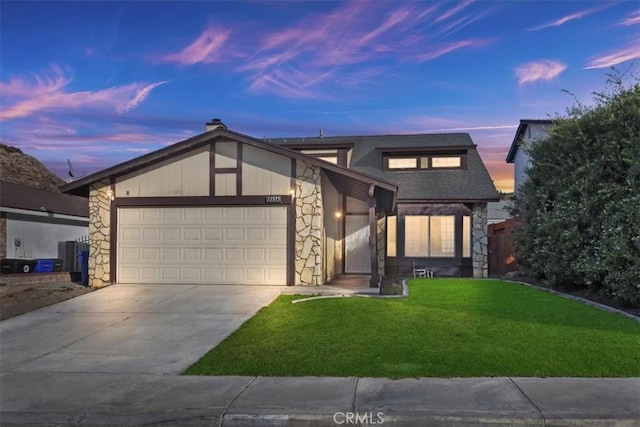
[388,158,417,169]
[387,216,397,257]
[420,157,429,168]
[430,216,455,257]
[463,216,471,257]
[214,141,237,168]
[431,157,461,168]
[405,216,428,256]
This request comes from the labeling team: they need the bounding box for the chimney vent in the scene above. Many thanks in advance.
[205,118,227,131]
[319,128,324,138]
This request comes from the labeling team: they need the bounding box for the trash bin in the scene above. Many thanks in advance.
[1,259,18,274]
[78,250,89,286]
[16,259,36,274]
[34,259,55,273]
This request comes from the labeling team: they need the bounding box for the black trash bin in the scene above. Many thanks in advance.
[1,259,18,274]
[16,259,36,274]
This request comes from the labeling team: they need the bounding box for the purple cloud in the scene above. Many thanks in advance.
[0,66,167,120]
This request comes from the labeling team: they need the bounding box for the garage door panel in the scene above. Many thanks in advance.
[142,248,160,260]
[118,206,286,284]
[163,228,181,240]
[162,248,181,260]
[204,228,222,240]
[183,228,201,240]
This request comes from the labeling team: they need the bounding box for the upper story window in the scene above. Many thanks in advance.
[388,157,418,169]
[384,154,465,170]
[431,156,461,168]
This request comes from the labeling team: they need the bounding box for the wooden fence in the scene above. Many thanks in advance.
[488,219,520,277]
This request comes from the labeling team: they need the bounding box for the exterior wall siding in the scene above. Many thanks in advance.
[294,161,323,286]
[472,202,488,278]
[115,146,209,197]
[321,174,343,281]
[514,123,549,196]
[242,145,291,196]
[89,179,112,288]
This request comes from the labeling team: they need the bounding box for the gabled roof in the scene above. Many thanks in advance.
[61,128,398,211]
[1,181,88,218]
[272,133,499,202]
[506,119,553,163]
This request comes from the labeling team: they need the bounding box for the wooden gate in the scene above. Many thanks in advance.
[488,219,520,276]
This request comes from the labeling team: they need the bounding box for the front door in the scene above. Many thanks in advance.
[345,215,371,273]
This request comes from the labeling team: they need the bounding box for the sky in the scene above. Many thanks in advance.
[1,1,638,193]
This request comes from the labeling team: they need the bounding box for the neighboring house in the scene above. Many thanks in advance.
[506,119,552,196]
[486,193,514,225]
[61,119,498,288]
[0,181,89,261]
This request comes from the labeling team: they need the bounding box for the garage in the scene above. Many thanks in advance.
[117,206,287,285]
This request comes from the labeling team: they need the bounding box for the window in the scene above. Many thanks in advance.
[404,215,455,257]
[387,216,397,257]
[404,216,429,256]
[429,216,455,257]
[385,154,465,170]
[462,215,471,257]
[432,156,461,168]
[388,157,417,169]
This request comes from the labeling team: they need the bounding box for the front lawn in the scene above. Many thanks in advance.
[185,279,640,377]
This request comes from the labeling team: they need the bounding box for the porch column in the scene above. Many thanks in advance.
[368,196,379,287]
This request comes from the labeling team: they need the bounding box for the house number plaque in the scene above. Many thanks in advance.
[265,196,282,203]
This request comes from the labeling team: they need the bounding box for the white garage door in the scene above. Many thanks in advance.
[117,206,287,285]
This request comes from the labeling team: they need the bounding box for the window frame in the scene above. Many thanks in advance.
[384,153,466,171]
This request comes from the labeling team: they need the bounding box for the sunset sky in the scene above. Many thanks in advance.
[1,1,638,192]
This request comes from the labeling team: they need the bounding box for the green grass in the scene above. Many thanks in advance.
[185,279,640,377]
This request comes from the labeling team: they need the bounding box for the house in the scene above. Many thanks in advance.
[486,193,514,225]
[0,181,89,263]
[506,119,552,196]
[61,119,499,288]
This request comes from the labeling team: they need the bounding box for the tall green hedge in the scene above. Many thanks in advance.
[513,77,640,306]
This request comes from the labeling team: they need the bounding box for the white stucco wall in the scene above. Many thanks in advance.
[514,123,549,196]
[5,213,88,259]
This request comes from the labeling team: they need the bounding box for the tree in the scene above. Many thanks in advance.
[513,73,640,306]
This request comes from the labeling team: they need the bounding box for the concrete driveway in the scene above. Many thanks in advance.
[0,284,284,375]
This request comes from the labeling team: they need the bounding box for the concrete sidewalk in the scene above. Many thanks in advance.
[1,374,638,426]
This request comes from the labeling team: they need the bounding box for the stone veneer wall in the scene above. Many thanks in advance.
[295,161,323,285]
[472,203,488,278]
[377,216,385,276]
[0,216,6,259]
[89,179,112,288]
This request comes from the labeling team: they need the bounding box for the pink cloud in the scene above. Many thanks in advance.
[515,60,567,85]
[527,6,605,31]
[584,39,640,69]
[619,10,640,26]
[434,0,474,24]
[243,2,491,99]
[415,39,491,62]
[0,66,167,120]
[161,25,230,65]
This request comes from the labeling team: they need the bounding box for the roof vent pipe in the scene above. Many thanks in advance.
[205,118,227,131]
